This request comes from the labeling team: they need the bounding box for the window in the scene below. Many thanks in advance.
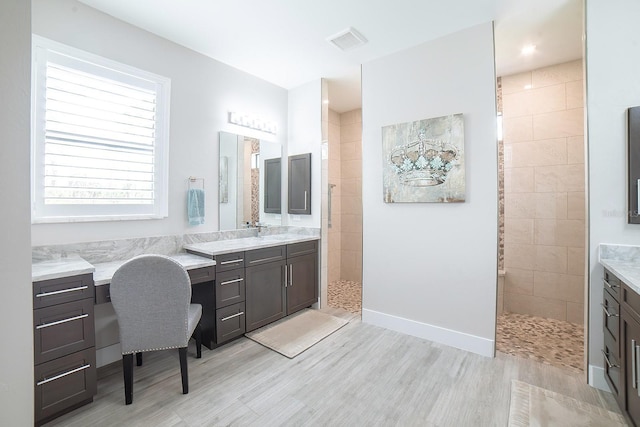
[31,36,170,223]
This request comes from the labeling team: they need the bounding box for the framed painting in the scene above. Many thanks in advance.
[382,113,465,203]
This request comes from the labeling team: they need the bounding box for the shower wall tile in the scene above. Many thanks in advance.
[501,71,532,95]
[504,218,534,244]
[505,293,567,321]
[567,302,585,324]
[533,271,584,303]
[567,135,585,164]
[504,267,534,295]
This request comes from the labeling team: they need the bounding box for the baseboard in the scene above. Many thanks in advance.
[588,364,611,392]
[96,343,121,368]
[362,308,494,357]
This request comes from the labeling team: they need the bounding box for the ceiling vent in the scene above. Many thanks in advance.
[327,27,367,51]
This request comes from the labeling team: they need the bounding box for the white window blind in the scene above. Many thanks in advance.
[32,36,170,223]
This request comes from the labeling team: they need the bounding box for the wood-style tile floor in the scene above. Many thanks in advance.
[45,309,617,426]
[496,312,584,373]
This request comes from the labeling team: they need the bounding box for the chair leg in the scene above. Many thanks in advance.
[179,347,188,394]
[123,354,134,405]
[136,352,143,366]
[195,324,202,359]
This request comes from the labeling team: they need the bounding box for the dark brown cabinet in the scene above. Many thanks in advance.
[33,274,96,426]
[603,268,640,426]
[288,153,311,215]
[245,241,318,332]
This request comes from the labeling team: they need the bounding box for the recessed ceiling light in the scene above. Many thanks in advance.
[521,44,536,55]
[524,84,532,90]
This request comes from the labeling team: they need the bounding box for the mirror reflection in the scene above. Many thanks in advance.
[218,131,282,230]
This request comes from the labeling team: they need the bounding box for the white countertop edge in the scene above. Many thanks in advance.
[600,258,640,295]
[184,234,320,257]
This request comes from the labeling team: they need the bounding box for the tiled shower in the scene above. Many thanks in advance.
[497,59,586,371]
[327,108,363,314]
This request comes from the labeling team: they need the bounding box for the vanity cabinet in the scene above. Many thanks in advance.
[188,265,218,350]
[288,153,311,215]
[603,268,640,426]
[622,282,640,426]
[214,252,246,345]
[33,273,96,426]
[245,241,318,332]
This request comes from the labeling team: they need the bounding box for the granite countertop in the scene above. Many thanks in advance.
[184,233,320,257]
[33,253,216,284]
[599,258,640,295]
[32,255,95,282]
[599,243,640,295]
[92,253,216,286]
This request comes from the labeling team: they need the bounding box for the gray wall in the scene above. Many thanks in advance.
[361,22,498,356]
[0,0,33,424]
[585,0,640,388]
[31,0,289,245]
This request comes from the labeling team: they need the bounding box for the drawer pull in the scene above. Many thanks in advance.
[603,279,619,289]
[36,285,88,298]
[36,364,91,386]
[220,311,244,322]
[220,278,243,286]
[601,304,619,317]
[249,256,282,264]
[36,313,89,330]
[220,259,243,265]
[601,349,619,369]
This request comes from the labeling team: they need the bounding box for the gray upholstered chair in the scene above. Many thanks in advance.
[110,254,202,405]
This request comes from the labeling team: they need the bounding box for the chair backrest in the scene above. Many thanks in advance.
[110,254,192,354]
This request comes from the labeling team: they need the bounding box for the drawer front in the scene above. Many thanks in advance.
[604,269,621,300]
[35,347,96,422]
[622,282,640,319]
[216,269,246,309]
[216,302,246,343]
[34,298,95,365]
[188,266,216,285]
[215,252,245,273]
[33,274,94,309]
[287,240,318,258]
[245,245,286,267]
[603,340,622,400]
[603,287,620,341]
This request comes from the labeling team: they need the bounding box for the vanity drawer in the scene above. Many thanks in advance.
[216,269,245,309]
[34,299,95,365]
[287,240,318,258]
[603,287,620,341]
[35,347,96,424]
[604,269,621,300]
[188,265,216,285]
[622,282,640,319]
[33,274,94,309]
[602,338,622,400]
[216,302,245,343]
[245,245,286,267]
[215,252,245,273]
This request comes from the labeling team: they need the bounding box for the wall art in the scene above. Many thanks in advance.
[382,113,465,203]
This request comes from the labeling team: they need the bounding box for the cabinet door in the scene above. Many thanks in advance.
[287,253,318,315]
[245,260,286,332]
[288,153,311,215]
[264,158,281,214]
[623,310,640,426]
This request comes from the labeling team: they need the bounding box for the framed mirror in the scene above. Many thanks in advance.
[218,131,282,230]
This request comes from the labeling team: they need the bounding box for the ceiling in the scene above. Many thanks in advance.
[78,0,583,113]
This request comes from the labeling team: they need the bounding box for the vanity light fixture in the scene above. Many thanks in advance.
[228,112,277,134]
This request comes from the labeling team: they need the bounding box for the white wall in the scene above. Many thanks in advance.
[0,1,33,424]
[31,0,288,245]
[361,22,498,356]
[286,80,322,228]
[585,0,640,388]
